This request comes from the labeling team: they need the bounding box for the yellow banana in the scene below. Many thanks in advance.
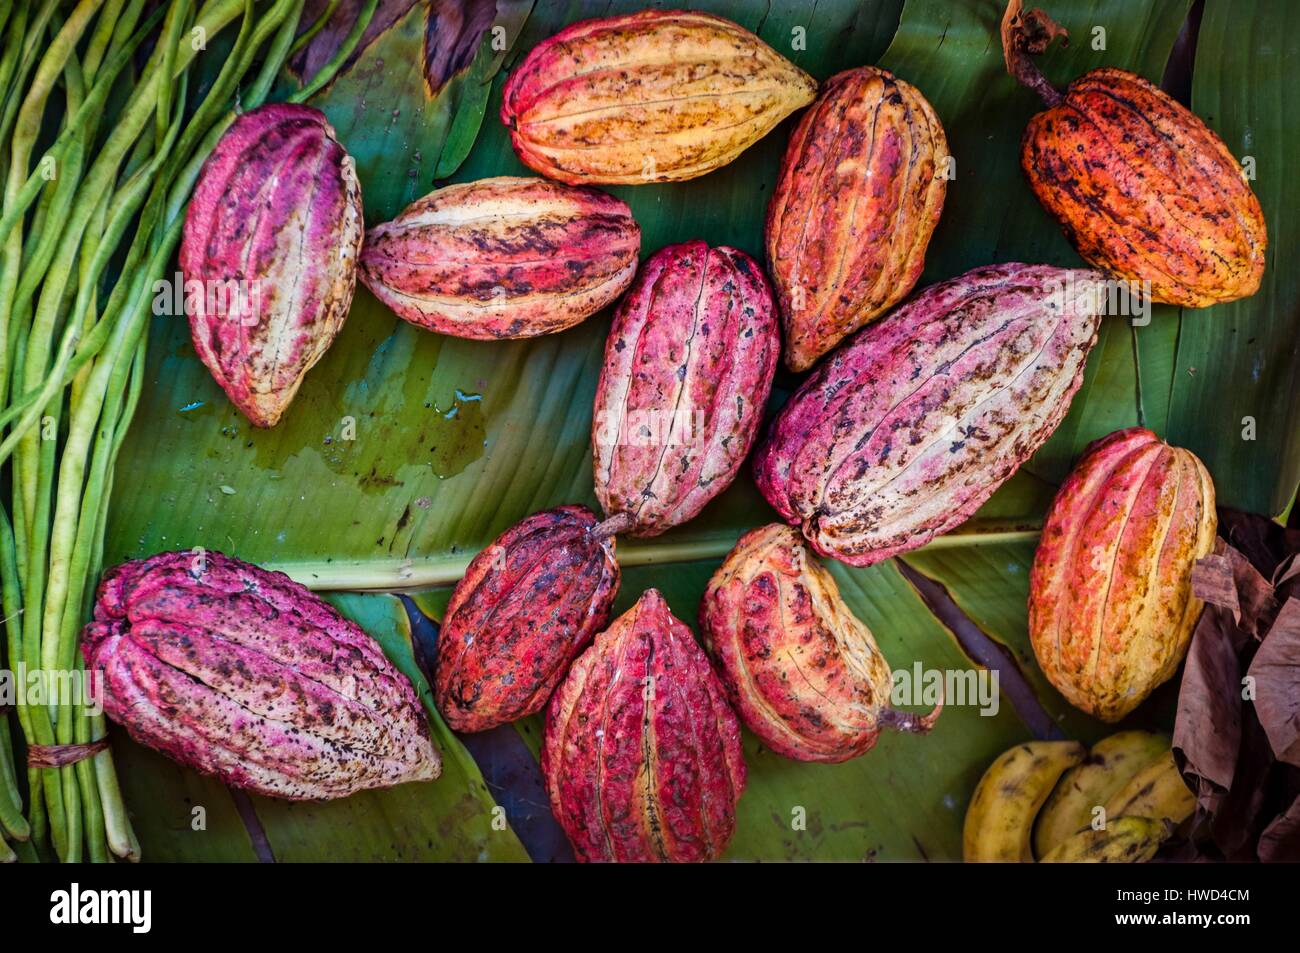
[1033,730,1170,857]
[1039,816,1170,863]
[963,740,1087,862]
[1103,751,1197,825]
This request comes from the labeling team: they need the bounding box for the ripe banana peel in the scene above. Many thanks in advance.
[963,740,1086,862]
[1104,752,1197,827]
[1033,730,1170,857]
[1039,816,1171,864]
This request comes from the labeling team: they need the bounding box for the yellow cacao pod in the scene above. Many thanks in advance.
[501,10,816,185]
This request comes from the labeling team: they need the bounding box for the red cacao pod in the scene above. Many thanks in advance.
[767,66,949,371]
[543,589,746,862]
[181,103,363,427]
[434,506,620,732]
[358,176,640,339]
[1029,428,1217,721]
[700,524,941,762]
[83,551,440,800]
[592,240,779,536]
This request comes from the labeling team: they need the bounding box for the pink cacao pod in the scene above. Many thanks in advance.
[592,240,779,536]
[543,589,746,862]
[435,506,620,732]
[83,551,440,799]
[755,262,1104,566]
[358,176,640,339]
[1029,427,1217,721]
[700,523,941,762]
[767,66,949,371]
[181,103,363,427]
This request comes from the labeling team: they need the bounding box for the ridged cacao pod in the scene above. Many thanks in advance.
[358,176,640,339]
[767,66,949,371]
[1029,428,1217,721]
[434,506,620,732]
[755,262,1104,566]
[1003,3,1266,307]
[501,10,816,185]
[543,589,746,862]
[83,551,440,799]
[700,524,941,762]
[181,103,363,427]
[592,240,779,536]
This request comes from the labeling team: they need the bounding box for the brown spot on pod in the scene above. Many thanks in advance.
[1028,427,1217,721]
[542,589,745,862]
[592,240,780,536]
[358,176,640,339]
[434,505,620,732]
[699,524,940,762]
[181,104,364,427]
[754,262,1104,566]
[82,551,440,800]
[767,66,949,371]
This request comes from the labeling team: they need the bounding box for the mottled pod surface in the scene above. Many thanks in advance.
[755,262,1104,566]
[767,66,948,371]
[1004,3,1266,307]
[542,589,746,862]
[501,10,816,184]
[592,240,779,536]
[1029,428,1217,722]
[359,176,640,339]
[181,103,363,427]
[83,552,440,800]
[434,506,620,732]
[700,524,939,762]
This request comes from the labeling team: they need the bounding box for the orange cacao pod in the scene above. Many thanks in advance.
[767,67,948,371]
[1003,2,1266,307]
[700,524,940,762]
[1029,428,1217,721]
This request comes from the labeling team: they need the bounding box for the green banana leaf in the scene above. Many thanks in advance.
[90,0,1299,861]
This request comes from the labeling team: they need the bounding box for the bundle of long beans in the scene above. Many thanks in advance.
[0,0,377,863]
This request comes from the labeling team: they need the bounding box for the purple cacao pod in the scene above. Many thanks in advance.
[181,103,363,427]
[755,262,1105,566]
[83,551,440,800]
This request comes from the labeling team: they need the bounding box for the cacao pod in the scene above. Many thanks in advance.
[358,176,640,339]
[434,506,620,732]
[700,523,941,762]
[592,240,779,536]
[83,551,440,799]
[1029,427,1217,722]
[767,66,949,371]
[543,589,746,862]
[1003,2,1266,307]
[755,262,1104,566]
[501,10,817,185]
[181,103,363,427]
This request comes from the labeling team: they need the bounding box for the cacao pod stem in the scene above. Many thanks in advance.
[592,512,635,538]
[1001,0,1067,107]
[877,689,944,735]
